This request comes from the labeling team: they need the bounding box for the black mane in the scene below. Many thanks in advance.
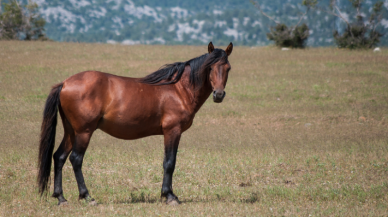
[140,48,228,88]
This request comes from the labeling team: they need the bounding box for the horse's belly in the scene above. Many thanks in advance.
[97,117,163,140]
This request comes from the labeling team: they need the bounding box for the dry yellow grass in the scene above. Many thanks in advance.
[0,41,388,216]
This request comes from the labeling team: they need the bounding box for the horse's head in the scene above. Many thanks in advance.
[207,42,233,103]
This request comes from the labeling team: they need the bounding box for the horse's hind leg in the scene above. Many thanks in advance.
[52,115,74,205]
[52,133,73,205]
[69,132,96,204]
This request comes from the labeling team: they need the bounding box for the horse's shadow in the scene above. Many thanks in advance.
[112,192,159,204]
[111,192,260,204]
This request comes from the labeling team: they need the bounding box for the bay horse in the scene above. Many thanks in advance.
[38,42,233,205]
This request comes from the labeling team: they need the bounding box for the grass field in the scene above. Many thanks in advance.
[0,41,388,216]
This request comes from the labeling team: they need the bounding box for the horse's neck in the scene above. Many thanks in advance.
[176,69,212,113]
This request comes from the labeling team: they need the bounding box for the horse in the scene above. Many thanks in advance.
[37,42,233,205]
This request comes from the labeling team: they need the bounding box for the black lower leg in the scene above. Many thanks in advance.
[161,132,181,203]
[161,147,178,200]
[69,151,92,201]
[52,145,70,204]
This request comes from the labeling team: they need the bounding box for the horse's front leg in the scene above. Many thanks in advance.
[161,127,181,205]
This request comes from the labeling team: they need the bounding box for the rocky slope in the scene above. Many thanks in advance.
[31,0,388,46]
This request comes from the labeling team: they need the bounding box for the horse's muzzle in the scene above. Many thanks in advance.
[213,91,226,103]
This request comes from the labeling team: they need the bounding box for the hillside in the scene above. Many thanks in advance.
[18,0,388,46]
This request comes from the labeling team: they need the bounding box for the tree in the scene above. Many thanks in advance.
[0,0,48,40]
[323,0,384,49]
[251,0,317,48]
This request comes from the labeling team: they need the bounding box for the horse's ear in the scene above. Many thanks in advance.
[208,42,214,53]
[225,42,233,56]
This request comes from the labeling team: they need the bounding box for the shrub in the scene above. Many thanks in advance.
[333,23,383,49]
[251,0,316,49]
[331,1,384,49]
[267,23,310,48]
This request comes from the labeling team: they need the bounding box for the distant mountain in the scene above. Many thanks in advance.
[25,0,388,46]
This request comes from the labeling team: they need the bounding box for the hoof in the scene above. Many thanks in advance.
[89,200,98,206]
[166,198,180,206]
[58,201,68,206]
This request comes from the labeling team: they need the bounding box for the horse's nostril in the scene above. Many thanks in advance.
[213,90,225,101]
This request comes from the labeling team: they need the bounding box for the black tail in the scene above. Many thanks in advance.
[37,82,63,196]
